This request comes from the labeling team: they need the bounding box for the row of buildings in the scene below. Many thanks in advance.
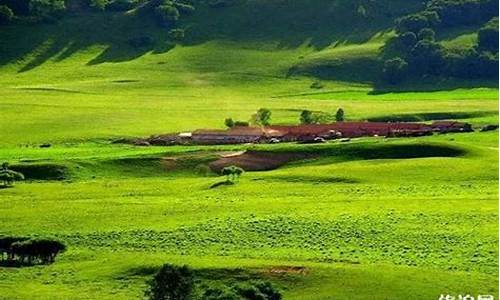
[146,121,473,146]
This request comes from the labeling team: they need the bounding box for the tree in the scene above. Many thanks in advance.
[224,118,235,128]
[29,0,65,20]
[335,108,345,122]
[0,162,24,187]
[418,28,436,41]
[147,264,193,300]
[410,40,444,75]
[155,4,179,26]
[252,108,272,126]
[221,165,244,182]
[383,57,408,84]
[300,110,314,124]
[0,5,13,25]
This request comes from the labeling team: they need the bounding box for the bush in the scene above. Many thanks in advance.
[201,285,239,300]
[0,5,13,25]
[225,118,235,128]
[147,264,193,300]
[234,121,249,127]
[236,281,282,300]
[300,110,314,124]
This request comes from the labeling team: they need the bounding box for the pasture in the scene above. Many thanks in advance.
[0,5,498,299]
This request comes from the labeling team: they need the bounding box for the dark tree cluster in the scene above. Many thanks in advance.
[382,0,498,84]
[299,108,345,124]
[0,236,66,266]
[146,264,282,300]
[0,162,24,187]
[147,264,194,300]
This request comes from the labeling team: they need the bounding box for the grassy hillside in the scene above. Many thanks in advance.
[0,1,498,299]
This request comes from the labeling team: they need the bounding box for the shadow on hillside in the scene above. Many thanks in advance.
[0,12,175,72]
[371,77,499,93]
[0,0,424,73]
[367,111,498,122]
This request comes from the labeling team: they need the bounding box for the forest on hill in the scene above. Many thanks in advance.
[0,0,498,86]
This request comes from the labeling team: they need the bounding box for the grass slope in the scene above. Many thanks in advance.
[0,1,498,299]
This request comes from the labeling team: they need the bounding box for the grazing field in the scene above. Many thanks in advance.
[0,2,498,299]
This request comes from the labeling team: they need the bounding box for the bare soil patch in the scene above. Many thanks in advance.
[209,151,310,173]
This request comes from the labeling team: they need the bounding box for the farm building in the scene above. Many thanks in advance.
[142,121,473,146]
[192,127,266,144]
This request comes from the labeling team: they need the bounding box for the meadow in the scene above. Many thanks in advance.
[0,2,499,299]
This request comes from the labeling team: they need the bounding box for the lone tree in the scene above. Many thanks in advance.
[300,110,314,124]
[221,165,244,182]
[0,162,24,187]
[335,108,345,122]
[147,264,193,300]
[252,108,272,126]
[224,118,235,128]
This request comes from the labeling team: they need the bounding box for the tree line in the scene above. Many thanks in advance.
[381,0,498,84]
[225,107,346,128]
[0,236,66,265]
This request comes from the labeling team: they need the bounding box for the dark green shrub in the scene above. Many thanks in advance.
[300,110,314,124]
[0,5,13,24]
[234,121,249,127]
[201,285,239,300]
[147,264,193,300]
[236,281,282,300]
[225,118,235,128]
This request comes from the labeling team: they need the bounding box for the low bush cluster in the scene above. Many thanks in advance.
[0,236,66,265]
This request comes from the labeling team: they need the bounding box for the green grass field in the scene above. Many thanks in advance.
[0,1,498,299]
